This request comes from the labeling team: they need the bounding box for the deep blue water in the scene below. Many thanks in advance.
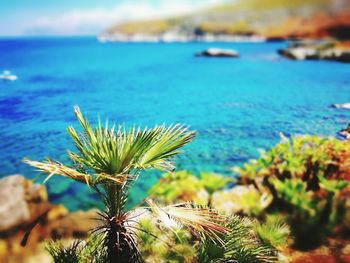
[0,37,349,210]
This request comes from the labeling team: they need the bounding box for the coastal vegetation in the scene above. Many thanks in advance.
[142,136,350,261]
[2,1,350,263]
[0,109,348,261]
[24,107,285,262]
[24,107,223,262]
[235,135,350,249]
[19,108,349,262]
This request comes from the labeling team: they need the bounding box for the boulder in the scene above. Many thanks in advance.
[332,103,350,109]
[338,123,350,141]
[278,47,318,60]
[47,209,99,239]
[0,175,101,262]
[278,42,350,63]
[195,48,239,58]
[0,175,50,233]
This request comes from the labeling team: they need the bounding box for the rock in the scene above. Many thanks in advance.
[0,175,50,233]
[338,123,350,141]
[337,51,350,62]
[195,48,239,58]
[332,103,350,110]
[278,47,318,60]
[46,204,69,222]
[47,209,99,239]
[0,175,103,262]
[278,41,350,63]
[0,239,7,258]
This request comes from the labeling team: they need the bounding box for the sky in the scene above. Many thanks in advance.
[0,0,228,36]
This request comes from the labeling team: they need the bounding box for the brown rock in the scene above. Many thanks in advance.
[47,204,69,222]
[0,175,101,262]
[0,175,50,233]
[47,209,99,239]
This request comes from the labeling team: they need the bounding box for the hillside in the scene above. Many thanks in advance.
[101,0,350,41]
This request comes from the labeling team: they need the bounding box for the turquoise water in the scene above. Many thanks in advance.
[0,37,349,210]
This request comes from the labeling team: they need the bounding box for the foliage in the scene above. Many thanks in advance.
[148,170,208,205]
[211,185,272,216]
[198,216,279,263]
[137,216,197,263]
[148,170,231,205]
[46,235,107,263]
[46,240,82,263]
[235,135,350,249]
[255,215,291,249]
[200,172,233,195]
[236,135,350,184]
[25,107,228,263]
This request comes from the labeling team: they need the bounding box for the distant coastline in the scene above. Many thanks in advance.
[100,0,350,44]
[97,33,267,43]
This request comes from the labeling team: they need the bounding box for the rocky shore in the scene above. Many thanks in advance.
[0,175,97,263]
[278,41,350,63]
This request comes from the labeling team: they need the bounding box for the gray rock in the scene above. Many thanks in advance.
[0,175,49,232]
[196,48,239,58]
[338,123,350,141]
[332,103,350,109]
[278,45,350,63]
[278,47,318,60]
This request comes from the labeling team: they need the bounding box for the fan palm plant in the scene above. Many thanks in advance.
[25,107,228,263]
[198,216,280,263]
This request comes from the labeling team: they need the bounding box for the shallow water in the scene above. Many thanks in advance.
[0,37,349,210]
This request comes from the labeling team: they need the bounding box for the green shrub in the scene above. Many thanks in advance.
[235,136,350,249]
[255,215,291,249]
[149,170,232,205]
[137,216,197,263]
[211,185,272,216]
[148,170,209,205]
[198,216,280,263]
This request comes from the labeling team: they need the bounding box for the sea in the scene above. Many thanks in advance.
[0,37,349,210]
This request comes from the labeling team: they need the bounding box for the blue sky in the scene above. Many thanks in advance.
[0,0,227,36]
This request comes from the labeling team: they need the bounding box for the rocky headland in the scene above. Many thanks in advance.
[99,0,350,43]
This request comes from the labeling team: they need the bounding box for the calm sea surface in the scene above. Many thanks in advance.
[0,37,349,210]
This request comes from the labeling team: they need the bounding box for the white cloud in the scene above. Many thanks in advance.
[24,0,227,35]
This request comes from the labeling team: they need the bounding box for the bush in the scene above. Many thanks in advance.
[198,216,284,263]
[235,136,350,249]
[148,170,232,205]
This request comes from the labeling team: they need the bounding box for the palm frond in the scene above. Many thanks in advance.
[137,124,196,171]
[146,199,228,245]
[198,216,278,263]
[255,216,291,249]
[46,240,82,263]
[24,159,93,185]
[223,216,277,263]
[67,107,196,181]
